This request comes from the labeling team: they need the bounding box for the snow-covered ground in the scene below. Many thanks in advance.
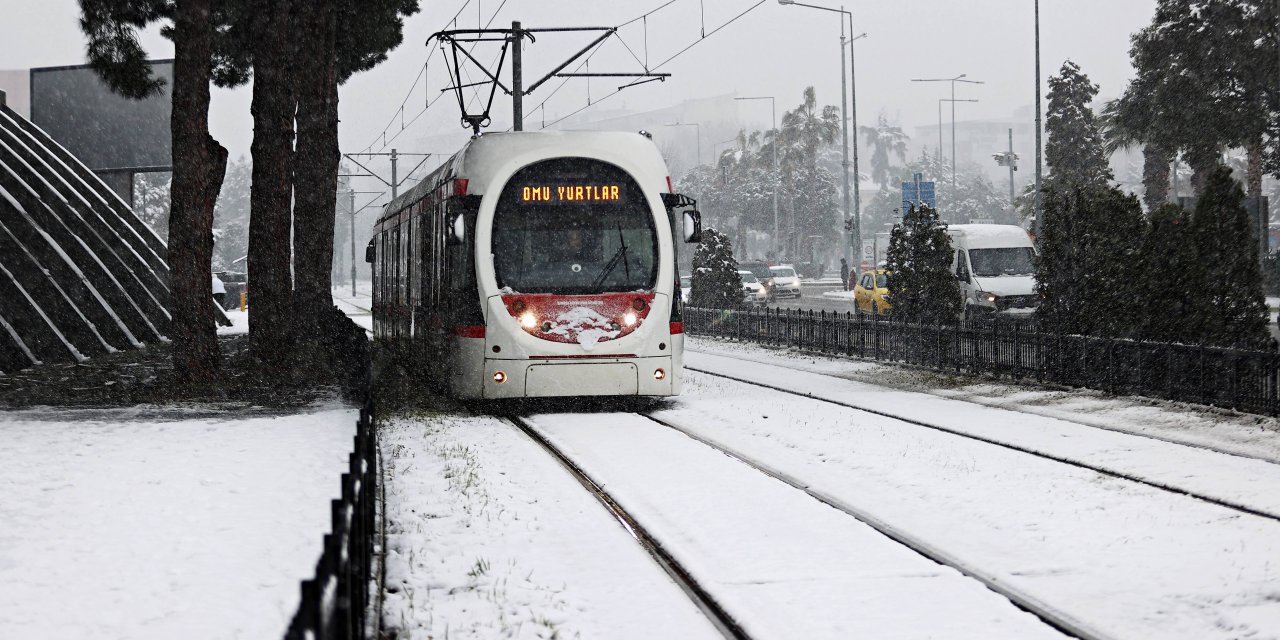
[0,403,357,639]
[650,370,1280,639]
[333,283,373,335]
[528,412,1069,639]
[379,413,721,639]
[688,337,1280,463]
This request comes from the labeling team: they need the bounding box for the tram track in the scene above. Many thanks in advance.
[507,415,752,640]
[687,365,1280,523]
[636,410,1117,640]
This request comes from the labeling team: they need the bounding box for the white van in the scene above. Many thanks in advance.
[947,224,1038,319]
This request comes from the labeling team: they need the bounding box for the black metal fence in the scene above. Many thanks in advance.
[685,306,1280,416]
[284,398,379,639]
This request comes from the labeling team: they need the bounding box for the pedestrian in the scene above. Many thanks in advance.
[212,273,226,309]
[840,258,849,291]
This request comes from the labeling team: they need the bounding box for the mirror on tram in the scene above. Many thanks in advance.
[364,239,376,264]
[683,210,702,244]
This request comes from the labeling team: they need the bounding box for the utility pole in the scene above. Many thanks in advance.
[912,74,983,192]
[849,29,865,271]
[390,149,398,199]
[349,188,357,297]
[1034,0,1043,235]
[1007,129,1016,214]
[342,151,432,203]
[839,27,852,268]
[512,21,523,131]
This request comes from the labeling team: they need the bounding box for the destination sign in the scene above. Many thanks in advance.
[520,184,623,203]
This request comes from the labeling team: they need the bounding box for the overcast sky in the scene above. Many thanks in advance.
[1,0,1157,187]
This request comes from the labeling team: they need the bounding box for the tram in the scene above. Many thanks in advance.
[366,130,701,399]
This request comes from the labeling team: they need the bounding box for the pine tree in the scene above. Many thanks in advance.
[1035,186,1144,337]
[1136,204,1204,342]
[884,204,959,323]
[1045,60,1113,191]
[690,228,742,309]
[1190,166,1269,347]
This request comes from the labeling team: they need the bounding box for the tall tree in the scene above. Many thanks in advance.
[884,204,959,323]
[1102,97,1173,211]
[243,0,298,368]
[859,113,909,189]
[779,87,841,256]
[80,0,228,382]
[1189,166,1269,347]
[1045,60,1113,191]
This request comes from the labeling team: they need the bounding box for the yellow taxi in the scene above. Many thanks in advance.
[852,270,892,316]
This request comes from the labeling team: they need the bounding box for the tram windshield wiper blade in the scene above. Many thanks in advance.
[592,227,630,288]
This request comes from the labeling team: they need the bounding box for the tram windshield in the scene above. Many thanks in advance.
[492,157,658,295]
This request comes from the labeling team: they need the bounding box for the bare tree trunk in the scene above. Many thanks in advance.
[293,0,339,353]
[1247,138,1264,197]
[1141,143,1171,211]
[169,0,227,382]
[247,0,297,367]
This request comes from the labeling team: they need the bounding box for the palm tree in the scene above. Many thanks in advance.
[859,114,909,189]
[1101,97,1172,212]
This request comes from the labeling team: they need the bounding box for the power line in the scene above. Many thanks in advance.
[541,0,767,130]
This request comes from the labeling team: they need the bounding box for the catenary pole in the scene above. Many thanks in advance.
[1034,0,1043,235]
[839,25,852,267]
[349,188,357,296]
[512,21,523,131]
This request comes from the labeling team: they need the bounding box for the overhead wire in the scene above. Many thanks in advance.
[540,0,768,130]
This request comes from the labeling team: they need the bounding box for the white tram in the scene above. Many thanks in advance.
[366,130,701,399]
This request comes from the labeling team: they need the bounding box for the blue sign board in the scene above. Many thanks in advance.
[901,173,936,217]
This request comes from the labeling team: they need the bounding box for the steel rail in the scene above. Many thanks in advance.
[507,416,751,640]
[685,366,1280,523]
[639,411,1118,640]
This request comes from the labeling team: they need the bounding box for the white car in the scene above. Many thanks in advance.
[738,270,769,306]
[768,265,802,299]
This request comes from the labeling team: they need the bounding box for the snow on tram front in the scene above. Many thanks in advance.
[367,130,702,399]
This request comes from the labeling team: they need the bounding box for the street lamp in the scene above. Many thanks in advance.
[663,122,702,168]
[993,128,1019,220]
[939,97,979,178]
[777,0,862,269]
[1033,0,1043,235]
[912,74,984,191]
[735,96,780,258]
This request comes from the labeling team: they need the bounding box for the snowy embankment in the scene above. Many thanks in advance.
[820,289,855,300]
[655,353,1280,639]
[379,414,720,639]
[333,284,373,335]
[0,404,356,639]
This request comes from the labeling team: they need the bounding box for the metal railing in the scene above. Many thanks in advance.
[685,306,1280,416]
[284,397,379,640]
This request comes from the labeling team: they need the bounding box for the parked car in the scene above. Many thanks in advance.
[853,269,892,316]
[738,261,776,300]
[768,264,802,299]
[946,225,1037,320]
[679,274,691,303]
[738,270,769,306]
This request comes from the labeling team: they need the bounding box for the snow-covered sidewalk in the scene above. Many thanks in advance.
[379,413,720,639]
[0,403,357,639]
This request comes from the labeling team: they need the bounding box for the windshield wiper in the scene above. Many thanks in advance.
[591,226,631,288]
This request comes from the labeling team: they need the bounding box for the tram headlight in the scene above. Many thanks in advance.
[519,312,537,329]
[623,312,637,327]
[653,368,666,380]
[493,371,507,384]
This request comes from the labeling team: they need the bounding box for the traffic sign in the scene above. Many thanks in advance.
[901,172,935,216]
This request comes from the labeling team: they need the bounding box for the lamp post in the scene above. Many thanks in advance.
[1033,0,1043,235]
[912,74,983,191]
[777,0,862,268]
[940,97,979,182]
[663,122,702,168]
[735,96,780,259]
[993,128,1019,220]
